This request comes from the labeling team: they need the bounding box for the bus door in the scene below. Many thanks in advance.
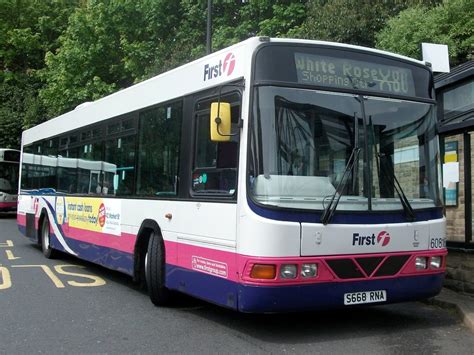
[176,90,242,291]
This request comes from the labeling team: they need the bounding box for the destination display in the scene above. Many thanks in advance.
[294,53,416,96]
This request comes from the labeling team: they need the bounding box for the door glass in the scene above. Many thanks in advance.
[192,94,240,196]
[443,134,464,242]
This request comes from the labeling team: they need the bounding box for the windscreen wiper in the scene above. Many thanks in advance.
[368,116,415,222]
[377,152,416,221]
[321,147,361,225]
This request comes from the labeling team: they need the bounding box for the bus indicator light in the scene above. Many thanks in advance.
[250,264,276,279]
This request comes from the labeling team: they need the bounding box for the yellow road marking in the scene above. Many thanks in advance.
[5,250,20,260]
[54,265,106,287]
[0,240,14,248]
[12,265,65,288]
[0,266,12,290]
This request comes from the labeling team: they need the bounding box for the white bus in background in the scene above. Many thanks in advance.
[17,37,446,312]
[0,148,20,212]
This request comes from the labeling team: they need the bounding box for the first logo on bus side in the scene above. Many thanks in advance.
[203,52,235,81]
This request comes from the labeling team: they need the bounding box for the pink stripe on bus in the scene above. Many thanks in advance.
[0,202,16,208]
[163,241,336,284]
[66,226,136,253]
[164,240,240,282]
[164,240,447,286]
[17,213,26,225]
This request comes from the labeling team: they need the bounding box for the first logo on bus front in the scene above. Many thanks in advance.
[203,52,235,81]
[352,230,391,247]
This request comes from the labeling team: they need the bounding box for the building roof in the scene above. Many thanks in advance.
[435,60,474,89]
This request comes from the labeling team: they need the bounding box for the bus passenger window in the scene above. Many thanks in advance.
[136,101,182,197]
[57,147,78,194]
[78,141,103,195]
[104,135,135,196]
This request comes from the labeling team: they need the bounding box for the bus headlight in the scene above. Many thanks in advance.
[301,263,318,278]
[430,256,442,269]
[280,264,297,279]
[415,257,428,270]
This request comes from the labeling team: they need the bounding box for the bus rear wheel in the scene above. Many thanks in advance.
[41,216,57,259]
[145,231,171,306]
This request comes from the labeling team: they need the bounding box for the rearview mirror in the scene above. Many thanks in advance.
[210,102,231,142]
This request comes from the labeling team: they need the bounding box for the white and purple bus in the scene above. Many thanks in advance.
[0,148,20,212]
[17,37,446,312]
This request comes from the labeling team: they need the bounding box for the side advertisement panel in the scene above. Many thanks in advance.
[56,196,121,236]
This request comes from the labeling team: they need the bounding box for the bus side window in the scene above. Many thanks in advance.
[136,101,183,197]
[104,135,135,196]
[192,94,240,196]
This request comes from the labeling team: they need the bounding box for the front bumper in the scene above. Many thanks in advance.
[238,273,444,313]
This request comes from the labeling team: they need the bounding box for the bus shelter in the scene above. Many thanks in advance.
[435,60,474,293]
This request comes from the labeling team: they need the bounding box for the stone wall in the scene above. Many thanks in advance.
[445,250,474,294]
[445,135,466,242]
[394,161,420,198]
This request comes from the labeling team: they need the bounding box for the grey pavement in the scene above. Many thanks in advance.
[429,288,474,334]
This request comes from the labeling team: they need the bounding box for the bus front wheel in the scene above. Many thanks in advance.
[145,231,171,306]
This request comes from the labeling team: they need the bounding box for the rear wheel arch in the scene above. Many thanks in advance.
[134,219,171,305]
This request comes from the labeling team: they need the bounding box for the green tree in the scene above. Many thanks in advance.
[146,0,207,75]
[298,0,440,47]
[211,0,306,49]
[376,0,474,65]
[123,0,307,80]
[0,0,79,148]
[39,0,308,117]
[40,1,171,116]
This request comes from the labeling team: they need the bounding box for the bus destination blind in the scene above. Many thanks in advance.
[294,53,416,96]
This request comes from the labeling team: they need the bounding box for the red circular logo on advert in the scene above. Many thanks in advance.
[223,52,235,76]
[377,231,391,247]
[98,203,106,228]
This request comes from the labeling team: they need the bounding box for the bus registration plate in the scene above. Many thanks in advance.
[344,290,387,305]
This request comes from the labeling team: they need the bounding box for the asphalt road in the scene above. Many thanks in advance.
[1,213,473,354]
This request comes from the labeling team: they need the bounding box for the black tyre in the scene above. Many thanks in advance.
[41,216,57,259]
[145,231,171,306]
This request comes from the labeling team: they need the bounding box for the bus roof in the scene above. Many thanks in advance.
[22,37,426,145]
